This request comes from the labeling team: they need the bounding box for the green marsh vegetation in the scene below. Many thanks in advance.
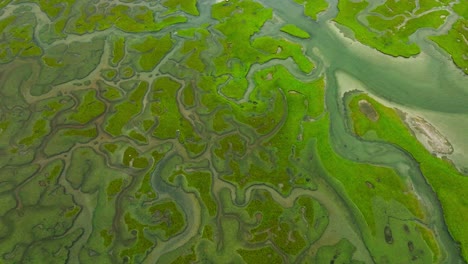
[430,2,468,74]
[129,34,174,72]
[347,92,468,261]
[333,0,468,75]
[334,0,451,57]
[0,0,466,262]
[281,24,311,39]
[0,14,42,63]
[293,0,329,20]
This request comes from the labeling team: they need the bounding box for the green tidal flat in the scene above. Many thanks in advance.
[0,0,467,263]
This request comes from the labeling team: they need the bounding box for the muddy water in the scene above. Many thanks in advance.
[256,0,466,263]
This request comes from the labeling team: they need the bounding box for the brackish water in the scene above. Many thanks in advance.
[146,0,468,262]
[256,0,467,263]
[1,0,467,263]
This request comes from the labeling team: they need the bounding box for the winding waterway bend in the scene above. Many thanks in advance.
[146,0,468,262]
[2,0,468,262]
[255,0,467,263]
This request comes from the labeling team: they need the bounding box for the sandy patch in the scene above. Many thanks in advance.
[400,112,454,155]
[336,70,458,160]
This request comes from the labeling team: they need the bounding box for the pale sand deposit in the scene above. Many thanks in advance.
[335,70,467,171]
[401,112,454,155]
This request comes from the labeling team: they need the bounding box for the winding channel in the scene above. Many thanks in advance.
[142,0,468,262]
[258,0,466,263]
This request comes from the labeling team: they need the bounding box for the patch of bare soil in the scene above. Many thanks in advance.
[358,99,379,121]
[401,112,453,155]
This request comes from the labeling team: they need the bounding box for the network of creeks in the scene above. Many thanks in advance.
[145,0,468,263]
[269,1,467,263]
[4,0,466,262]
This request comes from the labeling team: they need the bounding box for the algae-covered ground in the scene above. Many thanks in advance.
[0,0,467,263]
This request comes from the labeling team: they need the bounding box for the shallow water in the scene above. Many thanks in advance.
[1,0,467,262]
[258,0,467,262]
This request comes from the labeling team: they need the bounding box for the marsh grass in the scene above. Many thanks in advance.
[348,92,468,260]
